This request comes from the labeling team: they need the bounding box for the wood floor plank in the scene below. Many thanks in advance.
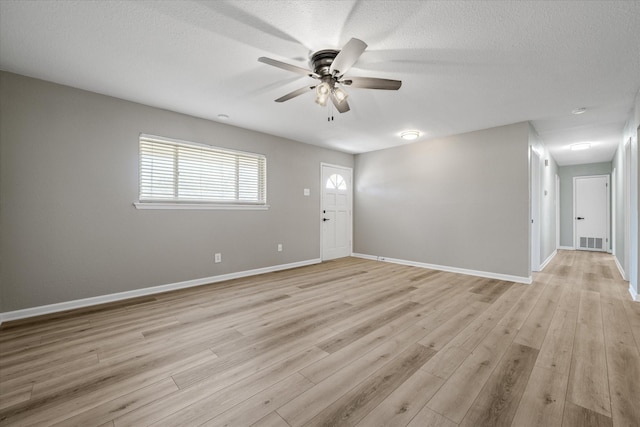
[0,349,215,426]
[300,309,428,384]
[437,282,529,353]
[459,343,539,427]
[116,346,327,427]
[511,366,569,427]
[420,345,470,380]
[602,297,637,348]
[621,298,640,352]
[425,325,514,423]
[514,282,561,349]
[418,300,489,351]
[233,298,350,336]
[249,411,291,427]
[199,373,314,427]
[566,290,611,417]
[30,344,214,400]
[51,378,178,427]
[212,301,352,357]
[0,384,32,411]
[354,369,444,427]
[535,307,578,373]
[562,401,613,427]
[171,326,335,389]
[604,343,640,427]
[317,301,421,354]
[277,325,430,426]
[406,406,457,427]
[426,279,545,423]
[0,352,100,394]
[469,278,514,303]
[302,343,436,427]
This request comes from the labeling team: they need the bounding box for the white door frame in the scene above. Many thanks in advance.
[556,174,560,250]
[624,138,631,278]
[573,174,610,251]
[531,148,541,272]
[320,163,353,260]
[612,167,616,255]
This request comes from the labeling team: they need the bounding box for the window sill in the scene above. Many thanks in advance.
[133,202,270,211]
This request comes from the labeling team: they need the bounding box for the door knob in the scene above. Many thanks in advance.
[323,218,330,222]
[576,217,585,220]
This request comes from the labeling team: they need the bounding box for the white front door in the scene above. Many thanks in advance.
[321,164,352,260]
[574,175,609,251]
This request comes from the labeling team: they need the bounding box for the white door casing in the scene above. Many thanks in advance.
[321,164,352,260]
[612,167,616,255]
[531,148,541,272]
[556,174,560,250]
[574,175,609,252]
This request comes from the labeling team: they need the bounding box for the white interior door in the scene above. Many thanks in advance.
[574,175,609,251]
[321,164,352,260]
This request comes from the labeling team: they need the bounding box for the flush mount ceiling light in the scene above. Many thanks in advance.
[400,130,420,141]
[571,107,587,115]
[217,114,229,120]
[570,142,591,151]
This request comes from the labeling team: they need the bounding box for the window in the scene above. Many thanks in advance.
[135,134,267,210]
[326,173,347,190]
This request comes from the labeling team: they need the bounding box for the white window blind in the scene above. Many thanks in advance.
[138,134,266,206]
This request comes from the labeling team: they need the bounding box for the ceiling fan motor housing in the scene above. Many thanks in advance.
[310,50,339,76]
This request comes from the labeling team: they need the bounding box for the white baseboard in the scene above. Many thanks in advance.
[558,246,575,251]
[0,258,321,324]
[614,256,628,281]
[351,253,377,261]
[539,250,557,271]
[630,286,639,302]
[351,253,532,284]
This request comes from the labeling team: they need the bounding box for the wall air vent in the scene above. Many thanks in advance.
[579,236,603,250]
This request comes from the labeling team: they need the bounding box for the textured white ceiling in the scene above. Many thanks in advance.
[1,0,639,165]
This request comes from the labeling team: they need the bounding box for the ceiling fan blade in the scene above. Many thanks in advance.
[275,86,312,102]
[258,57,317,78]
[330,92,351,113]
[342,77,402,90]
[329,38,367,76]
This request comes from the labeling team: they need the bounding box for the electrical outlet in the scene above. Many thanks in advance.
[215,253,222,263]
[277,244,283,252]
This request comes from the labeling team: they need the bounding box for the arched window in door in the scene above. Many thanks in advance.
[326,173,347,190]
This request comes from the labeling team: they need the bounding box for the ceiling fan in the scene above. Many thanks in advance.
[258,38,402,114]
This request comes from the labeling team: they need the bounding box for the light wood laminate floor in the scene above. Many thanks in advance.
[1,250,639,426]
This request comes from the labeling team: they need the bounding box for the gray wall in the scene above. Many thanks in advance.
[354,122,530,279]
[0,72,353,312]
[558,162,612,248]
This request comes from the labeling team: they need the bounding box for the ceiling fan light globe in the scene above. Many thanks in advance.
[315,95,329,106]
[333,87,349,103]
[316,82,331,96]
